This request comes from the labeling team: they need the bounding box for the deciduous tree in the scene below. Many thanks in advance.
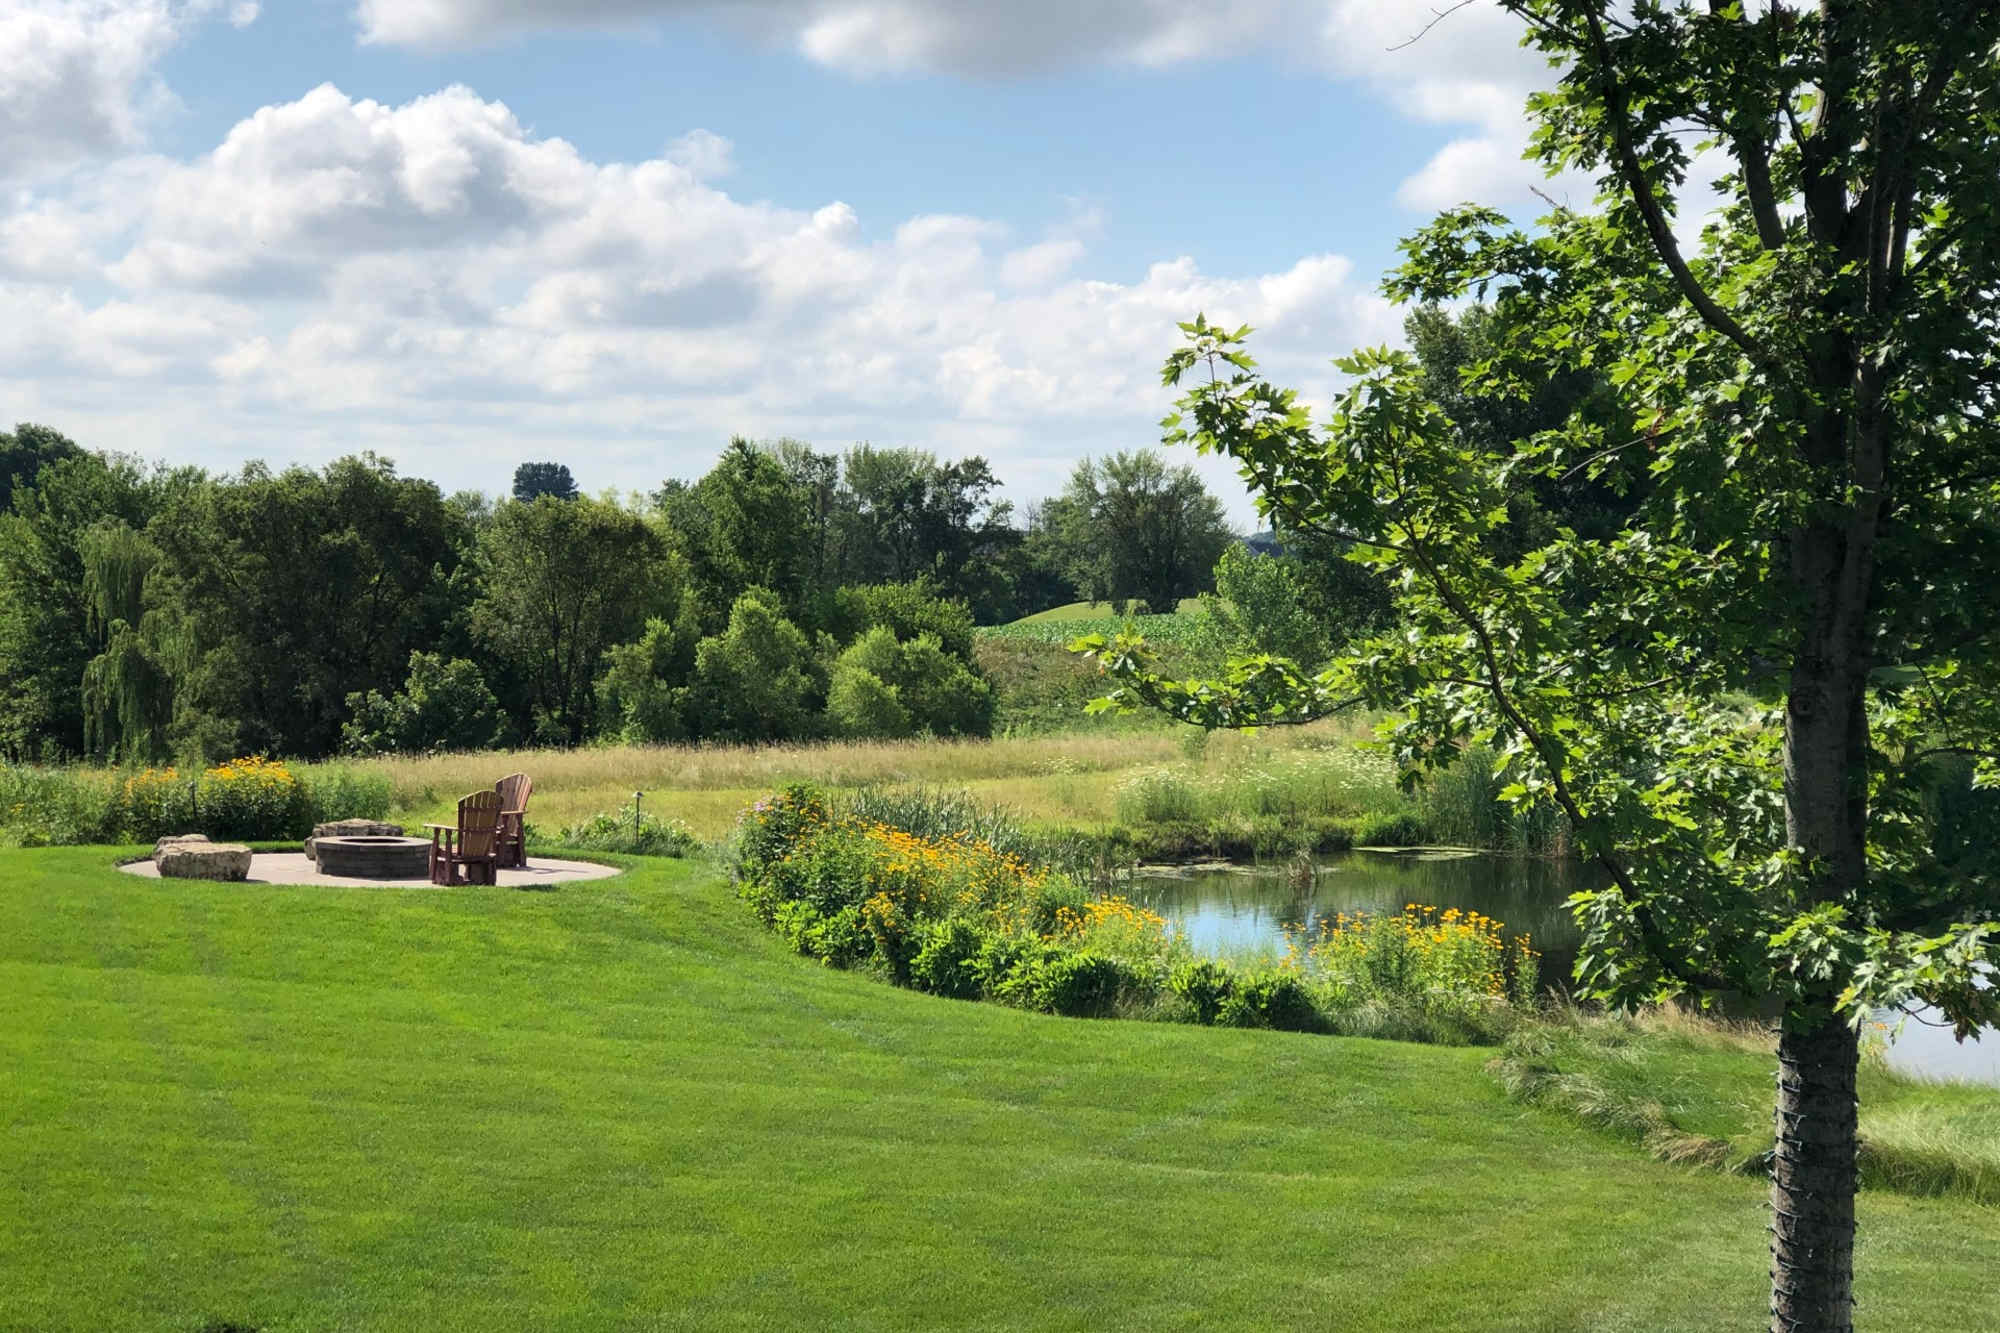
[1043,450,1234,614]
[1082,5,2000,1328]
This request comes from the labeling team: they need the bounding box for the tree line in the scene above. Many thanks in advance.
[0,429,1241,763]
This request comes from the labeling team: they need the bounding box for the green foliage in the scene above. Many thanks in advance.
[0,449,165,760]
[1184,540,1344,668]
[1167,956,1235,1024]
[981,609,1203,649]
[295,763,393,827]
[1007,950,1134,1018]
[824,626,992,740]
[342,652,506,756]
[824,655,912,739]
[474,494,676,745]
[835,446,1018,617]
[1354,811,1426,848]
[827,579,976,660]
[0,764,121,846]
[510,461,578,503]
[592,613,700,744]
[145,453,474,761]
[557,801,699,857]
[1038,450,1234,614]
[690,589,823,743]
[1216,970,1322,1033]
[0,422,84,513]
[0,756,391,847]
[194,756,311,840]
[659,438,824,626]
[1114,767,1205,825]
[908,917,988,999]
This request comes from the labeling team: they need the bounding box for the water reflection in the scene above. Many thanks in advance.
[1128,852,1998,1087]
[1128,850,1599,983]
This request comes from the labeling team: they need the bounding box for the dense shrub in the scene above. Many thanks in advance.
[828,580,977,662]
[1218,971,1322,1033]
[690,589,824,743]
[1168,957,1235,1024]
[909,918,988,999]
[342,652,507,756]
[1010,950,1134,1018]
[826,627,993,739]
[825,654,912,739]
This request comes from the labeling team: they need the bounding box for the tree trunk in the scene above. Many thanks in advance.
[1769,1016,1860,1333]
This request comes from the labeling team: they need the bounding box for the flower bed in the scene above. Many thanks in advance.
[734,783,1541,1041]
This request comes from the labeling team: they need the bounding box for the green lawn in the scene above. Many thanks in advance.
[3,849,1994,1331]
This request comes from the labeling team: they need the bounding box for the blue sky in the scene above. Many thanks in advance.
[3,2,1559,519]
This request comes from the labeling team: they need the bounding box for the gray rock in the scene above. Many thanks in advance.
[306,819,405,862]
[153,833,211,857]
[156,843,253,881]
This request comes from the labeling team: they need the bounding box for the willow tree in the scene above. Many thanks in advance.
[78,521,178,762]
[1081,4,2000,1329]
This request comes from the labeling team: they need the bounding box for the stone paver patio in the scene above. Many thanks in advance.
[119,852,620,889]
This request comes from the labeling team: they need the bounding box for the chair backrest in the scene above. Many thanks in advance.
[495,772,533,813]
[457,789,503,859]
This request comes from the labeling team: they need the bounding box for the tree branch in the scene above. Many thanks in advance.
[1708,0,1786,250]
[1403,529,1731,993]
[1387,0,1478,52]
[1582,9,1781,374]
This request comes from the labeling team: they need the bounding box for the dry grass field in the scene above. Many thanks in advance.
[365,720,1383,840]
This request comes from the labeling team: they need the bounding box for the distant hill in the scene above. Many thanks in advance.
[1006,598,1202,624]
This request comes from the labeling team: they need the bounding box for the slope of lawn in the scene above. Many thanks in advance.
[3,848,1995,1332]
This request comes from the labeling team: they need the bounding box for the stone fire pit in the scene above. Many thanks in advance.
[306,819,405,862]
[313,835,431,880]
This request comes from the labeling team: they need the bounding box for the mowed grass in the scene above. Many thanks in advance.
[4,849,1997,1331]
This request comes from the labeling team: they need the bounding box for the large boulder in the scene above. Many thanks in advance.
[305,819,405,862]
[156,842,253,881]
[154,833,210,858]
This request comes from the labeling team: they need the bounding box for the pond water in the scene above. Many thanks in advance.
[1128,852,1999,1087]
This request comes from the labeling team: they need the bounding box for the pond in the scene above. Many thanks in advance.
[1128,851,1999,1088]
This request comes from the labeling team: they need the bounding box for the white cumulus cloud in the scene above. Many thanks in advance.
[348,1,1571,211]
[1,82,1401,509]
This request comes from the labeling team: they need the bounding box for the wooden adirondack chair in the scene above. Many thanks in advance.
[427,790,502,886]
[494,772,534,869]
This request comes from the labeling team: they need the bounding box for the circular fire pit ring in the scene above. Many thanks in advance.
[314,835,432,880]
